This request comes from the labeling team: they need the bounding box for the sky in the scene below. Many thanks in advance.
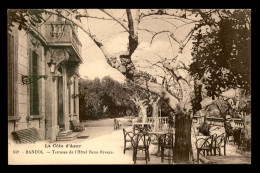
[77,9,197,83]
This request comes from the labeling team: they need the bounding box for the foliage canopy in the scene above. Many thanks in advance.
[189,9,251,100]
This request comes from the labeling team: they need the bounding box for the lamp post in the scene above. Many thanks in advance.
[21,74,48,85]
[21,59,61,85]
[47,59,56,74]
[47,59,61,82]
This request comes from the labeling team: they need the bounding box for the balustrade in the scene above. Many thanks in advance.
[201,117,244,129]
[35,21,82,58]
[135,116,244,129]
[146,117,169,126]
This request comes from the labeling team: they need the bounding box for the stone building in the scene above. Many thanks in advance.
[8,14,83,142]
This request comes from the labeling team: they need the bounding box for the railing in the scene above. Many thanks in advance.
[193,116,204,125]
[203,117,244,129]
[206,117,224,127]
[134,116,244,129]
[147,117,168,126]
[36,21,82,57]
[71,29,82,56]
[233,118,244,128]
[132,117,169,125]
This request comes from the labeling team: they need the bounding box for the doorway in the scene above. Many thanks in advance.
[57,76,64,130]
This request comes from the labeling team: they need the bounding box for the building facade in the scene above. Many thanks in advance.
[8,14,83,142]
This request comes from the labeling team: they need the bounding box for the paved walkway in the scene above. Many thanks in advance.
[8,123,250,165]
[56,126,174,164]
[203,142,251,164]
[191,124,251,164]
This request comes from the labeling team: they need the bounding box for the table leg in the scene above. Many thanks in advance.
[151,134,161,157]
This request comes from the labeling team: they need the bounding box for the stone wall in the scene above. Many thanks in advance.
[8,28,46,142]
[8,18,82,143]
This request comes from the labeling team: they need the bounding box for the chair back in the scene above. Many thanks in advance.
[212,133,227,148]
[161,133,174,147]
[133,125,150,134]
[133,125,139,134]
[140,126,151,133]
[213,135,222,147]
[220,133,227,145]
[196,135,214,149]
[123,128,134,141]
[131,133,151,148]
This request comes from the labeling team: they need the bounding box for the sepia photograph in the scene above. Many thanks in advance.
[7,9,251,165]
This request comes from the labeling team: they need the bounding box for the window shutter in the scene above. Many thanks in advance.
[8,33,14,116]
[30,50,39,115]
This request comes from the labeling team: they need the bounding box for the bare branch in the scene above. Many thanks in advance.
[176,21,199,29]
[138,28,156,35]
[138,80,180,110]
[169,33,181,45]
[150,30,173,45]
[167,34,175,57]
[99,9,129,32]
[178,61,189,71]
[126,9,135,37]
[134,9,140,35]
[139,10,199,23]
[76,14,115,21]
[42,9,126,74]
[143,59,168,74]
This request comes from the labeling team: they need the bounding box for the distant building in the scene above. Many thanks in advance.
[8,14,83,142]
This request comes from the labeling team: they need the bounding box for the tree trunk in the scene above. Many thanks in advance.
[151,102,159,131]
[141,106,147,123]
[174,112,192,163]
[192,82,202,114]
[138,105,147,123]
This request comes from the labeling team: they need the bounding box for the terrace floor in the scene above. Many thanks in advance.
[8,117,251,165]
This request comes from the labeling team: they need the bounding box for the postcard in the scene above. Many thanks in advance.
[8,9,251,165]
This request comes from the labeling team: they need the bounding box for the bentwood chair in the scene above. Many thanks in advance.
[195,134,215,161]
[133,125,151,134]
[212,133,227,156]
[160,133,175,163]
[123,128,134,154]
[133,125,140,134]
[131,133,151,164]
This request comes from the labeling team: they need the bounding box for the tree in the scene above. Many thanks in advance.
[189,9,251,99]
[79,76,136,120]
[78,78,88,121]
[149,94,161,131]
[8,9,199,163]
[8,9,251,163]
[79,77,104,120]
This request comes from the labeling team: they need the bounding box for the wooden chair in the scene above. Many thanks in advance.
[239,128,249,151]
[212,133,227,156]
[12,127,41,144]
[195,135,215,161]
[160,133,175,163]
[122,128,134,154]
[133,125,140,134]
[131,133,151,164]
[133,124,151,134]
[233,128,242,145]
[118,120,122,129]
[70,120,85,132]
[114,119,121,130]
